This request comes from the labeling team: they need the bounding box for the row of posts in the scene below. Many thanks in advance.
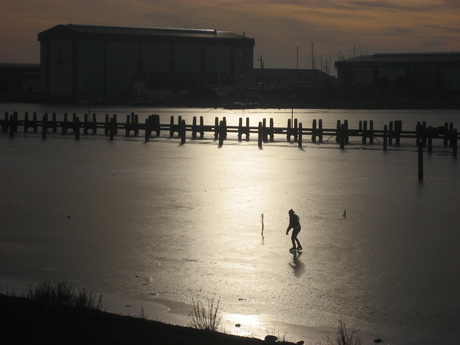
[2,112,458,153]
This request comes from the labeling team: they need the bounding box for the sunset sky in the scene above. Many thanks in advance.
[1,0,459,70]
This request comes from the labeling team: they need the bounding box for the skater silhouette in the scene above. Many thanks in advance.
[286,209,302,252]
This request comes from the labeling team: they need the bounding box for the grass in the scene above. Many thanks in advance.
[187,296,222,332]
[327,320,362,345]
[25,280,102,310]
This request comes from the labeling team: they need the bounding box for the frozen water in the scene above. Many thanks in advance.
[1,106,459,344]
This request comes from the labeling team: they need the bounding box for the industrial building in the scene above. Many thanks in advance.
[335,52,460,97]
[38,24,254,101]
[0,63,40,100]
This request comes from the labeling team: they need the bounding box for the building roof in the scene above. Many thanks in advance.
[335,52,460,66]
[38,24,254,46]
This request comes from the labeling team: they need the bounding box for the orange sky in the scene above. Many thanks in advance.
[1,0,459,69]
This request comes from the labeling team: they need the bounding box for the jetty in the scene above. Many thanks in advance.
[1,111,458,155]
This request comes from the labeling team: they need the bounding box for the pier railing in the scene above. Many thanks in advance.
[1,111,458,156]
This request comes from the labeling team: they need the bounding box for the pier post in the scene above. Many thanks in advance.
[312,119,317,143]
[84,114,89,134]
[104,114,109,135]
[318,119,323,142]
[389,121,394,145]
[344,120,349,143]
[9,114,16,138]
[238,117,243,141]
[113,114,118,135]
[427,130,433,153]
[145,117,150,142]
[192,116,198,140]
[362,121,368,144]
[298,123,303,148]
[269,118,274,141]
[24,112,29,133]
[42,113,48,139]
[263,118,267,142]
[383,125,388,151]
[336,120,341,143]
[125,114,131,136]
[109,117,116,141]
[287,119,292,142]
[453,129,458,157]
[340,124,345,150]
[293,118,298,142]
[246,117,250,141]
[218,120,225,147]
[258,122,263,148]
[214,117,219,140]
[75,117,80,140]
[180,119,186,145]
[92,113,97,134]
[200,116,204,139]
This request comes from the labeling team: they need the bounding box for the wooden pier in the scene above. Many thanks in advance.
[1,111,458,155]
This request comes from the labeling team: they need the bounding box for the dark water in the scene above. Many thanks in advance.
[1,105,459,344]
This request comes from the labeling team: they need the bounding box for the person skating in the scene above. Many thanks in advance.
[286,209,302,252]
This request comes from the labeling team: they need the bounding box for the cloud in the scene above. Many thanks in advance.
[0,0,458,66]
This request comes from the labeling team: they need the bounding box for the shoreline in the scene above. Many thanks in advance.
[0,293,296,345]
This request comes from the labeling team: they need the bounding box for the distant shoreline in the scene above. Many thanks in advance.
[2,96,460,110]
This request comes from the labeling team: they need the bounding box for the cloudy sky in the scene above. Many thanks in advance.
[1,0,459,70]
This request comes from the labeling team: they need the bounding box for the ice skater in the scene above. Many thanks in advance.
[286,209,302,252]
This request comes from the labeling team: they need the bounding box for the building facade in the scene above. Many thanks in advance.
[335,52,460,97]
[38,24,254,101]
[0,63,40,100]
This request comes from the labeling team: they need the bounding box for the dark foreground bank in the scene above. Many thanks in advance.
[0,294,296,345]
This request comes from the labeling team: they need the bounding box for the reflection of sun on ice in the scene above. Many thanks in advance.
[222,313,265,337]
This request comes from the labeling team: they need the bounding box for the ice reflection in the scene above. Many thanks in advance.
[223,313,266,337]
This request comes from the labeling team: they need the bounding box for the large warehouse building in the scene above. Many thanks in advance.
[38,24,254,101]
[335,52,460,97]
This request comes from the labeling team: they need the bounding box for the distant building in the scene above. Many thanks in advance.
[0,63,40,99]
[335,52,460,97]
[38,24,254,101]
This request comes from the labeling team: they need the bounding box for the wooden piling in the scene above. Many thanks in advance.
[192,116,198,140]
[287,119,292,142]
[336,120,341,143]
[362,121,368,144]
[9,113,17,138]
[453,129,458,157]
[109,117,116,141]
[263,118,269,142]
[214,117,219,140]
[42,113,48,139]
[258,122,263,148]
[269,118,274,141]
[145,117,150,142]
[218,120,225,146]
[318,119,323,142]
[312,119,317,143]
[340,124,345,150]
[383,125,388,151]
[180,119,186,145]
[389,121,394,145]
[75,117,80,140]
[298,123,303,148]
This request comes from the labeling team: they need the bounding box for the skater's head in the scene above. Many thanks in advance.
[289,209,295,215]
